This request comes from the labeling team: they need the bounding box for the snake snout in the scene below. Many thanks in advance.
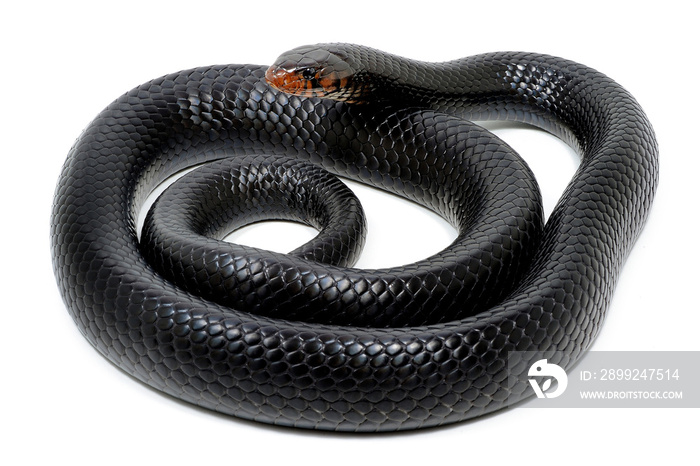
[265,64,302,93]
[264,63,320,97]
[265,62,338,99]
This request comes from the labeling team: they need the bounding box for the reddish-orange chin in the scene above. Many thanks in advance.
[265,67,317,97]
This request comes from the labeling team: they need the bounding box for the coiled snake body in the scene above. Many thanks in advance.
[51,45,658,431]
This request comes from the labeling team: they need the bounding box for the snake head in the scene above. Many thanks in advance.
[266,44,366,102]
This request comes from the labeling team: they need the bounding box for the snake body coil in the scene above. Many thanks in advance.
[51,45,658,431]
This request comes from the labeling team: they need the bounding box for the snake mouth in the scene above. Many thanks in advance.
[265,65,323,98]
[265,63,351,99]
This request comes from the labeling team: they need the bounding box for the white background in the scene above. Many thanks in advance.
[2,1,697,464]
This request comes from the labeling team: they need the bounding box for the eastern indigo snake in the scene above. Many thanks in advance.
[51,44,658,431]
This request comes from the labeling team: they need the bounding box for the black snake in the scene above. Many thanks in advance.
[51,44,658,431]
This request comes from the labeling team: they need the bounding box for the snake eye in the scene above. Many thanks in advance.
[301,67,317,81]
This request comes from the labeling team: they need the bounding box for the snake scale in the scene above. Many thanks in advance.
[50,44,658,431]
